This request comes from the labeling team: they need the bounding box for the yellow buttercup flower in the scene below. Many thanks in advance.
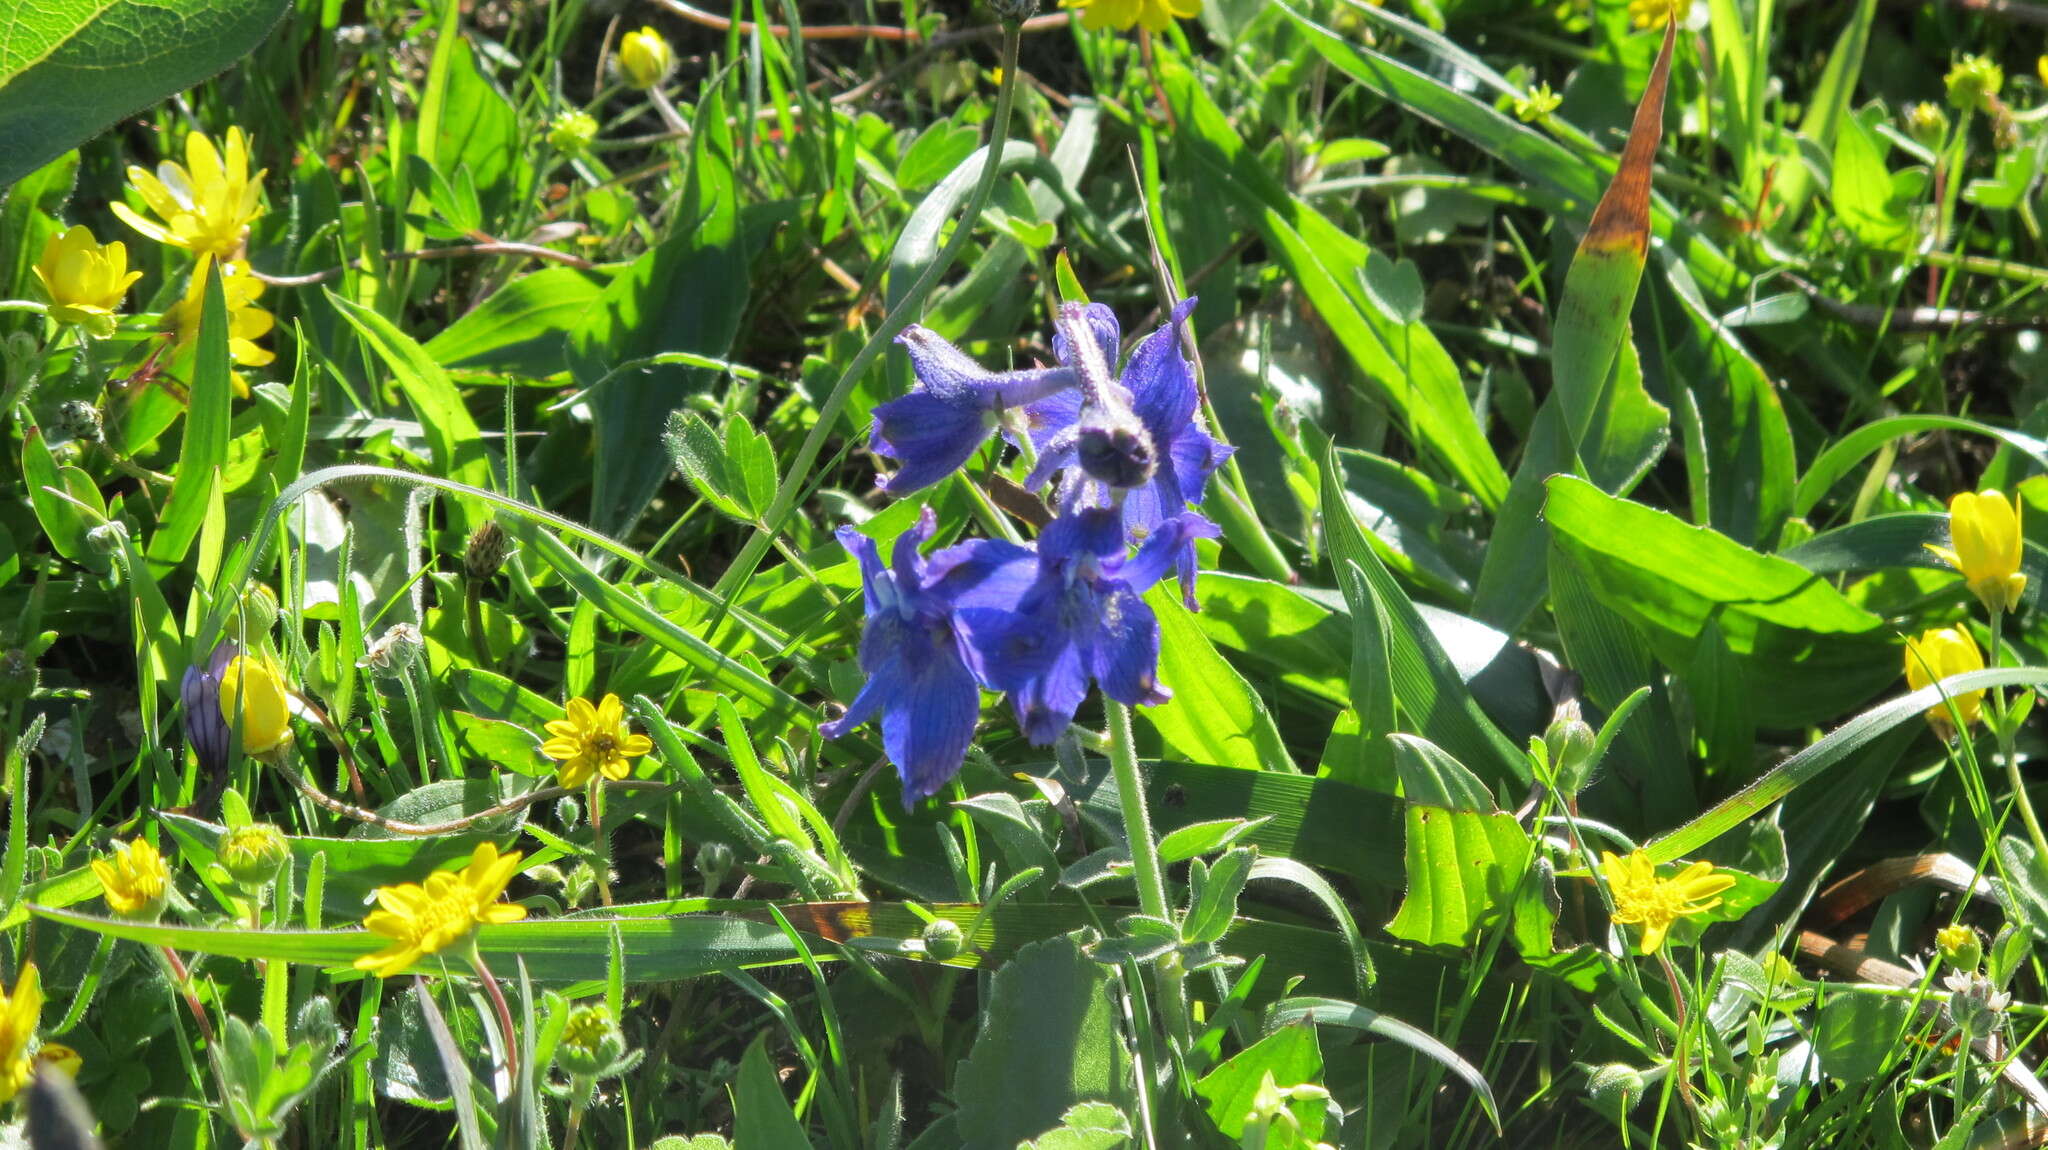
[1626,0,1682,27]
[91,837,169,920]
[111,127,265,261]
[1927,490,2028,615]
[31,227,142,338]
[541,694,654,789]
[0,966,42,1104]
[1600,850,1735,955]
[1904,625,1986,734]
[618,27,675,90]
[168,254,276,398]
[35,1043,81,1081]
[218,652,293,756]
[355,842,527,978]
[1062,0,1201,33]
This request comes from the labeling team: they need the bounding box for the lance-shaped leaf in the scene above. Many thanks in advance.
[1553,18,1677,450]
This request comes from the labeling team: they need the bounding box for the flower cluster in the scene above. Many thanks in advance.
[823,300,1232,804]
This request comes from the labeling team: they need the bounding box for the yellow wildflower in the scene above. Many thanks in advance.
[355,842,527,978]
[1062,0,1201,34]
[1512,83,1563,124]
[1904,625,1987,734]
[218,652,293,756]
[91,837,169,920]
[168,254,276,398]
[1600,850,1735,955]
[0,966,42,1104]
[31,227,142,338]
[541,694,654,789]
[35,1043,81,1080]
[1927,490,2028,615]
[110,127,265,261]
[618,27,675,90]
[1626,0,1682,28]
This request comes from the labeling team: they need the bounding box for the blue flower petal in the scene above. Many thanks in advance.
[1052,302,1120,370]
[1089,584,1169,707]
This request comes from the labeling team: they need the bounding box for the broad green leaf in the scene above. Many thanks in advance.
[0,0,289,188]
[1195,1025,1323,1141]
[1473,339,1668,633]
[1388,735,1495,813]
[423,267,602,375]
[734,1033,811,1150]
[1386,805,1531,949]
[1544,475,1893,727]
[1140,587,1295,772]
[21,427,106,572]
[568,81,751,534]
[951,937,1131,1150]
[1815,994,1912,1083]
[1830,112,1910,247]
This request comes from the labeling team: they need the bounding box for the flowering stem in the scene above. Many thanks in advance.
[1106,700,1191,1051]
[157,945,216,1046]
[1988,611,2048,859]
[589,777,614,908]
[709,18,1025,604]
[467,949,520,1095]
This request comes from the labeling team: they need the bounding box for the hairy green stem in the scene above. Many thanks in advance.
[1106,700,1191,1051]
[1989,611,2048,859]
[711,20,1027,603]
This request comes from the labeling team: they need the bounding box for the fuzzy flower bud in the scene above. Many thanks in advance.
[1542,699,1598,796]
[220,822,290,889]
[55,400,102,445]
[464,521,509,581]
[1906,102,1950,149]
[84,522,129,556]
[921,918,966,962]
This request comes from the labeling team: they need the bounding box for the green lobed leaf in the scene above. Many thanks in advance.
[950,937,1131,1150]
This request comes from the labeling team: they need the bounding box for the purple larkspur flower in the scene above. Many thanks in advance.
[868,327,1077,496]
[820,508,1036,804]
[959,507,1220,745]
[1022,300,1233,606]
[181,640,237,777]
